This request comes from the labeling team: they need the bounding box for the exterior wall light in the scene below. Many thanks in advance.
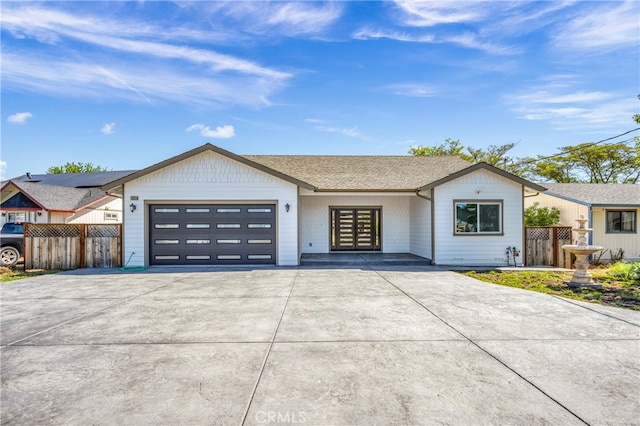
[130,203,137,213]
[285,203,290,212]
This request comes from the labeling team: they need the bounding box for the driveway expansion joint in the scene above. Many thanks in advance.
[551,295,640,327]
[240,267,300,425]
[369,266,592,426]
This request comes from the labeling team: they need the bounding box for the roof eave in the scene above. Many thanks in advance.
[74,194,115,211]
[313,188,417,193]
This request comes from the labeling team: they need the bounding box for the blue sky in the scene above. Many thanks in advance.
[2,1,639,179]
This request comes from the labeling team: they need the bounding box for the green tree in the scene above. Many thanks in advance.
[410,139,528,176]
[409,138,471,161]
[531,142,639,183]
[524,202,561,226]
[46,162,108,174]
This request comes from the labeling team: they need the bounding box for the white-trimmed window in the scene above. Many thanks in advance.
[6,212,26,223]
[606,210,636,233]
[104,212,119,221]
[455,201,503,234]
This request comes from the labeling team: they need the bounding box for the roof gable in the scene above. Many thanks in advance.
[419,163,547,192]
[2,180,110,212]
[1,192,41,210]
[101,144,315,191]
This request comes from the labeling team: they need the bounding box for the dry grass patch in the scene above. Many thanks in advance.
[0,265,60,282]
[462,266,640,311]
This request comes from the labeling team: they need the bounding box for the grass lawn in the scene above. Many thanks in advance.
[0,265,60,282]
[463,266,640,311]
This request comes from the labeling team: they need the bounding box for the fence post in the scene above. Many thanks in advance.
[79,224,86,268]
[552,227,558,267]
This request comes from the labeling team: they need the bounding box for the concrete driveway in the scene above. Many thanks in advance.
[1,266,639,425]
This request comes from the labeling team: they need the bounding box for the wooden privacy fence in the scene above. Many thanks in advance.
[24,224,122,270]
[525,226,572,268]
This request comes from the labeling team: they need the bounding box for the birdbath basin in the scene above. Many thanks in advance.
[561,216,603,289]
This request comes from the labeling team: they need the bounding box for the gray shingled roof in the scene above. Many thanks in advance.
[541,183,640,206]
[99,144,544,192]
[244,155,473,190]
[12,170,137,188]
[7,181,110,211]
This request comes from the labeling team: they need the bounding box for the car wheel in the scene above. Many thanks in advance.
[0,246,20,267]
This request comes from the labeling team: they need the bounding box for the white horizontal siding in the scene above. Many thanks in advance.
[409,196,431,259]
[524,193,588,226]
[526,194,640,261]
[49,212,71,224]
[433,169,523,266]
[592,208,640,261]
[299,195,411,253]
[123,151,299,266]
[65,198,123,224]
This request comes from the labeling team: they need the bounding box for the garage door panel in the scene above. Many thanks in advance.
[149,204,276,265]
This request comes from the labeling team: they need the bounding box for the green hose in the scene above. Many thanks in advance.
[119,252,148,272]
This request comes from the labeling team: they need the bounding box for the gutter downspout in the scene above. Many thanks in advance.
[430,188,436,265]
[415,190,431,201]
[588,205,593,246]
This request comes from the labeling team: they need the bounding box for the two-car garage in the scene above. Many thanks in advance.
[149,203,276,265]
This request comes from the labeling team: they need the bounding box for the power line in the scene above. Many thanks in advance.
[513,127,640,166]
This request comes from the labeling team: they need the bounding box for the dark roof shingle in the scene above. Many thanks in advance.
[12,170,137,188]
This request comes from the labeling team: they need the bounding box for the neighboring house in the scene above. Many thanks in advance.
[101,143,545,267]
[525,183,640,261]
[0,171,134,226]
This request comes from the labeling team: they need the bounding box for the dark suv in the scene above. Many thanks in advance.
[0,222,26,267]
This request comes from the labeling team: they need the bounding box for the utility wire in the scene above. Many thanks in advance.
[513,127,640,166]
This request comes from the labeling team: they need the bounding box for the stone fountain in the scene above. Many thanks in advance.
[561,216,603,289]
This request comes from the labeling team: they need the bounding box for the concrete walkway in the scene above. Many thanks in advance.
[1,266,638,425]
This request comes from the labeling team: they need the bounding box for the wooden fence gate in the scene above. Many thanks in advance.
[24,224,122,270]
[525,226,572,267]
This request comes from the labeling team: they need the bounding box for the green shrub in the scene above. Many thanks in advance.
[606,262,640,284]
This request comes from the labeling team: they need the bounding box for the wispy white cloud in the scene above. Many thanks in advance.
[353,28,514,55]
[2,53,282,107]
[187,123,235,139]
[1,5,291,106]
[0,161,7,181]
[353,28,434,43]
[101,122,116,135]
[509,91,614,105]
[441,33,518,55]
[213,1,343,36]
[553,0,639,51]
[313,124,365,140]
[1,6,289,80]
[392,0,492,26]
[353,28,518,55]
[7,112,33,124]
[505,80,635,131]
[382,83,437,98]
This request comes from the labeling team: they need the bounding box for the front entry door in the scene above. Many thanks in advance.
[330,208,381,251]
